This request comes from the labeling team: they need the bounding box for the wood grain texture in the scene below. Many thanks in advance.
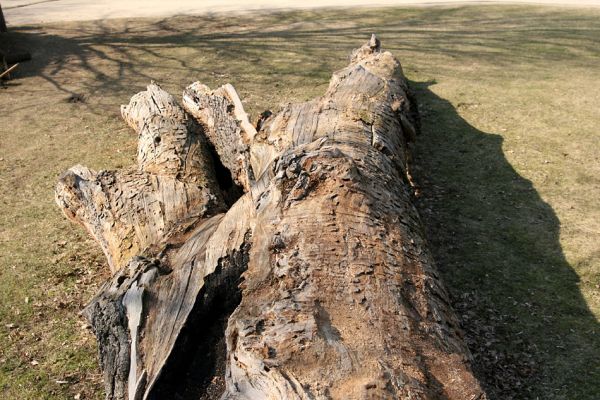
[56,37,486,400]
[56,83,225,272]
[182,82,256,192]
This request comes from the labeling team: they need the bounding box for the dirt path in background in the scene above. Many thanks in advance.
[4,0,600,25]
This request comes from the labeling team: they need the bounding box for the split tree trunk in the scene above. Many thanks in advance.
[56,36,487,400]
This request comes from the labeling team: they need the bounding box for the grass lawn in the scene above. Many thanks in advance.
[0,4,599,399]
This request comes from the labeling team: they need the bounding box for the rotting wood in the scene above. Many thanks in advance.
[56,36,487,400]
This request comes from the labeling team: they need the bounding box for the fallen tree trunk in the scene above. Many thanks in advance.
[56,36,486,400]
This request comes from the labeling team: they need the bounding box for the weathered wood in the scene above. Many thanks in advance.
[56,36,487,400]
[182,82,256,192]
[56,83,225,272]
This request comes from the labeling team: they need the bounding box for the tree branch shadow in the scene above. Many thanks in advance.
[2,5,599,116]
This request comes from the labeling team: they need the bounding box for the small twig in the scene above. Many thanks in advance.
[0,63,19,79]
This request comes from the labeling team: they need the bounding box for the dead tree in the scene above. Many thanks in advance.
[56,36,486,400]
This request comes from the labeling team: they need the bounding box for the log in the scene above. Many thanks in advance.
[56,36,487,400]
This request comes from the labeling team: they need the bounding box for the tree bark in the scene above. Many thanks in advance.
[0,4,7,33]
[56,36,486,400]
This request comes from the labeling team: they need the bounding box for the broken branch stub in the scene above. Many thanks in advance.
[56,36,487,400]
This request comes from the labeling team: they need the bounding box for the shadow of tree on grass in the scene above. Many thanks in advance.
[2,5,600,114]
[411,81,599,399]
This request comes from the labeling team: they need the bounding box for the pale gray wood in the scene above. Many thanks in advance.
[182,82,256,192]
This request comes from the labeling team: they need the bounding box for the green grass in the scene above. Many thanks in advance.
[1,4,599,399]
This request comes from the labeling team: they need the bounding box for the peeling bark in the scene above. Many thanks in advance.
[56,36,487,400]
